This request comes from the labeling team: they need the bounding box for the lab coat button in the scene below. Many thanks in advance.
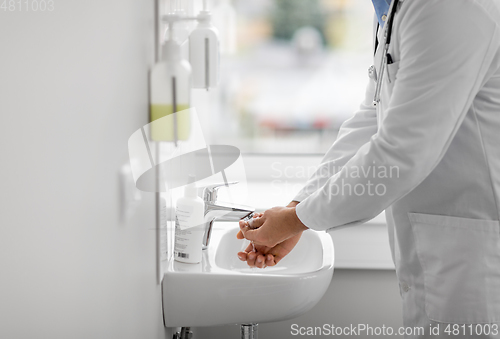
[368,65,377,81]
[401,282,410,292]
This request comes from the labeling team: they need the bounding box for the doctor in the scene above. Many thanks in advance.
[238,0,500,337]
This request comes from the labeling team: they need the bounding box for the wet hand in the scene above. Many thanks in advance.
[237,232,303,268]
[238,206,308,248]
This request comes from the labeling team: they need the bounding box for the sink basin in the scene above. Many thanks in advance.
[162,222,334,327]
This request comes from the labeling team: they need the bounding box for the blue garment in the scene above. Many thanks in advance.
[372,0,392,26]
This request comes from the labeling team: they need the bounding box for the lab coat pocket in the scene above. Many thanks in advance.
[409,213,500,324]
[386,60,400,84]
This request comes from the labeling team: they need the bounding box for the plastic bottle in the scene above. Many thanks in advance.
[150,35,191,142]
[174,176,205,264]
[189,10,220,90]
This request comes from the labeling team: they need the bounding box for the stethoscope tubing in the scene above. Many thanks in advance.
[373,0,400,107]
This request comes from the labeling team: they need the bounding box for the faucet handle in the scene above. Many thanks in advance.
[203,182,238,203]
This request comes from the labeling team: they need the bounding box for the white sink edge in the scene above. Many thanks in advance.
[162,222,335,327]
[164,222,334,277]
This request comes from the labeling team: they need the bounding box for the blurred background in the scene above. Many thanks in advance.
[188,0,374,154]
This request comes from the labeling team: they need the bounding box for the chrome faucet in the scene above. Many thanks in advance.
[202,182,254,249]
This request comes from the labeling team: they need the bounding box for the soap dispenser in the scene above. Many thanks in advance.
[174,175,205,264]
[189,3,220,90]
[150,18,192,143]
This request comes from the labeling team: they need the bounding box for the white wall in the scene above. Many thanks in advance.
[0,1,170,338]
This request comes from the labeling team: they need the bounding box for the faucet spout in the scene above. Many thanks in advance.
[202,202,254,249]
[201,182,255,249]
[205,201,254,221]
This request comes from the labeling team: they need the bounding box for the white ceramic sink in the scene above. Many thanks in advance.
[162,222,334,327]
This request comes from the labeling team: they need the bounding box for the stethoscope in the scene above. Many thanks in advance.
[372,0,400,107]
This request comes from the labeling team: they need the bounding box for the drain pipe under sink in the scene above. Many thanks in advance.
[173,324,258,339]
[241,324,258,339]
[173,327,193,339]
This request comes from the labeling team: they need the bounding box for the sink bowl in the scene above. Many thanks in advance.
[162,222,334,327]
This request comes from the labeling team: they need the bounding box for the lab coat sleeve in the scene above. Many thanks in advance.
[296,0,500,231]
[292,78,378,203]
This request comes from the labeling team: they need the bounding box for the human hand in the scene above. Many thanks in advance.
[239,203,308,248]
[236,201,299,240]
[237,232,303,268]
[236,202,303,268]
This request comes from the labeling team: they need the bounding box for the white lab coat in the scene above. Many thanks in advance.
[294,0,500,337]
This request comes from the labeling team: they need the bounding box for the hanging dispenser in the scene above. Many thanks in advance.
[189,0,220,90]
[163,0,193,45]
[150,14,192,144]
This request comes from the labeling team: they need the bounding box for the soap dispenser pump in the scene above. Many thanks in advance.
[189,2,220,90]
